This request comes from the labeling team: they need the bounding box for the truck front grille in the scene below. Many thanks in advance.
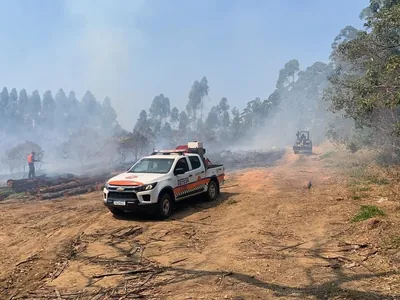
[108,192,137,200]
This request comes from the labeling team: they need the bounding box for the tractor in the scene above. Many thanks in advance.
[293,131,312,154]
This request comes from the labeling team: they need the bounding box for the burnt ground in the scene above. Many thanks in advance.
[0,145,399,299]
[208,148,286,170]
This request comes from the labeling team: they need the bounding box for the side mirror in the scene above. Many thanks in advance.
[203,148,206,154]
[174,168,185,175]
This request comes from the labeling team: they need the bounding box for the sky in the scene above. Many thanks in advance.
[0,0,367,130]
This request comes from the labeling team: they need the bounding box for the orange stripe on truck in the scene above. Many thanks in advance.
[108,180,143,186]
[173,178,209,196]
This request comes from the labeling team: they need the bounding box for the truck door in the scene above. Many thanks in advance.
[188,155,207,194]
[173,157,190,200]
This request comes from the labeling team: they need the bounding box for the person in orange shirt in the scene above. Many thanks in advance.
[27,151,37,178]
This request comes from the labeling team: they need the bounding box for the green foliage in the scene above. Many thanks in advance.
[116,130,149,162]
[351,205,385,222]
[325,1,400,158]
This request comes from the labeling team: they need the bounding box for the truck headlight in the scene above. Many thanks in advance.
[138,182,158,191]
[104,182,109,190]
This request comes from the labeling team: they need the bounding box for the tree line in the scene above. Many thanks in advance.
[0,88,122,174]
[132,0,400,161]
[132,60,334,151]
[0,88,119,136]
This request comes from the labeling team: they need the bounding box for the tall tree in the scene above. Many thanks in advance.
[28,90,42,125]
[178,111,190,133]
[8,88,18,115]
[149,94,170,122]
[101,96,117,129]
[65,91,80,132]
[0,87,9,130]
[231,107,241,140]
[0,87,9,111]
[276,59,300,89]
[42,90,56,127]
[170,107,179,129]
[81,90,101,128]
[218,97,230,113]
[188,77,209,125]
[199,76,209,120]
[54,88,68,122]
[18,89,28,118]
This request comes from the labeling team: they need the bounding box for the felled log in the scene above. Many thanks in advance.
[38,191,65,200]
[8,176,80,193]
[38,176,108,194]
[38,185,96,200]
[7,175,46,188]
[39,180,81,193]
[63,185,96,197]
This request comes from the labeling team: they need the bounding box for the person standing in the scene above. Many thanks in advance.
[27,151,37,178]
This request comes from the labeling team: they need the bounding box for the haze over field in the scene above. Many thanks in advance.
[2,0,399,175]
[0,0,365,128]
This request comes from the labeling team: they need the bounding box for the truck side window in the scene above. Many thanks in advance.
[175,158,189,173]
[189,156,201,170]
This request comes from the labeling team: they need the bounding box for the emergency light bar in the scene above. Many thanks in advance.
[151,141,206,156]
[151,150,185,156]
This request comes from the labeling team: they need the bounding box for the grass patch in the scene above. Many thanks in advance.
[347,179,371,200]
[349,167,367,179]
[366,175,390,185]
[348,167,390,185]
[358,186,372,192]
[351,205,385,223]
[320,151,335,160]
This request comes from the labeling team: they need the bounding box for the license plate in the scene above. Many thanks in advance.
[113,200,126,206]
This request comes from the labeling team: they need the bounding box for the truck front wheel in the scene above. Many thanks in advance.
[157,192,173,219]
[206,179,219,201]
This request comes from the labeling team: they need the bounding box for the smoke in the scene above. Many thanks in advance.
[0,1,150,178]
[64,0,146,129]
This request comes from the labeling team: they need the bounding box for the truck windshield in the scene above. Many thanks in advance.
[128,158,174,174]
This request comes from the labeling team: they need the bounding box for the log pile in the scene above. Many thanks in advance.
[4,173,111,201]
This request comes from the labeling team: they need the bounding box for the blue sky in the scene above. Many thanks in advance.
[0,0,367,129]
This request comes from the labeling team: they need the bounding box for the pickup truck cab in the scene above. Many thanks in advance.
[103,150,224,219]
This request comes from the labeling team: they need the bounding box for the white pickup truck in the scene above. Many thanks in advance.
[103,148,224,219]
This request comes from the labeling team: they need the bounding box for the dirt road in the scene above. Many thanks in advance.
[0,148,399,299]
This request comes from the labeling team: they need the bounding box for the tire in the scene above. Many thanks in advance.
[109,207,125,216]
[157,192,173,219]
[206,179,219,201]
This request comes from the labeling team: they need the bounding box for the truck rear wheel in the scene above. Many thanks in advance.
[205,179,219,201]
[157,192,173,219]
